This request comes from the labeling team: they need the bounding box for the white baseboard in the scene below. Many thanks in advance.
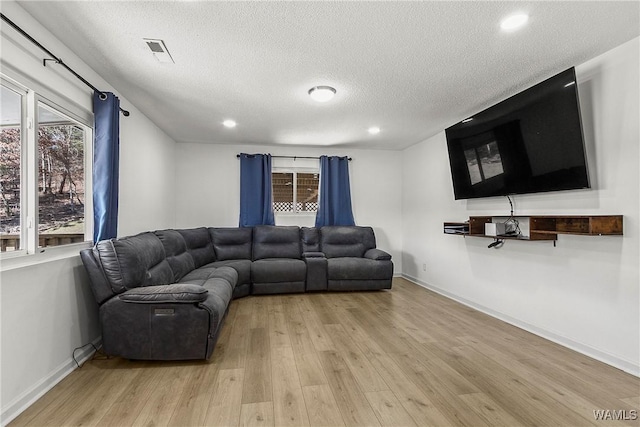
[1,337,102,426]
[401,274,640,378]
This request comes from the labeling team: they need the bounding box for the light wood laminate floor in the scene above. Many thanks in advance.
[11,278,640,426]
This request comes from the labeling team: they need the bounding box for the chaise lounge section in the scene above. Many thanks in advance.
[80,225,393,360]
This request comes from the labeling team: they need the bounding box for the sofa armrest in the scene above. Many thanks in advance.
[303,251,325,258]
[119,284,208,304]
[364,248,392,261]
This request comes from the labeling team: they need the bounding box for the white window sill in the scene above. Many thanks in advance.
[0,241,93,272]
[274,212,317,227]
[275,212,317,216]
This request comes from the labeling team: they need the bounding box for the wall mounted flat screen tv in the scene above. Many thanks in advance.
[445,68,590,200]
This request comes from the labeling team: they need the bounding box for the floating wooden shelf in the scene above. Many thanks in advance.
[445,215,623,245]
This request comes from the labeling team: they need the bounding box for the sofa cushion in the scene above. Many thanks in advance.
[253,225,301,260]
[202,277,234,304]
[178,227,215,268]
[320,226,377,258]
[326,257,393,281]
[95,232,173,293]
[180,266,238,288]
[203,259,252,287]
[251,258,306,283]
[210,227,253,261]
[155,229,195,282]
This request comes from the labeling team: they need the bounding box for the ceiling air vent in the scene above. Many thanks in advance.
[143,38,174,64]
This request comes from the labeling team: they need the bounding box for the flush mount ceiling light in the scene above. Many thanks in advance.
[223,119,237,128]
[500,13,529,31]
[368,127,381,135]
[308,86,336,103]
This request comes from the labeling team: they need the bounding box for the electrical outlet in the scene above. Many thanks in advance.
[422,263,426,271]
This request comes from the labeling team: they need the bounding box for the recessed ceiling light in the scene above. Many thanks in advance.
[368,127,381,135]
[500,13,529,31]
[308,86,336,103]
[223,119,236,128]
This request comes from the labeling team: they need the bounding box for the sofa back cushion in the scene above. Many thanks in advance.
[154,229,196,282]
[177,227,215,268]
[301,227,320,253]
[80,248,115,305]
[320,226,377,258]
[95,232,173,293]
[210,227,253,261]
[253,225,301,260]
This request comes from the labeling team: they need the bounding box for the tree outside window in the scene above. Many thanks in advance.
[0,80,90,253]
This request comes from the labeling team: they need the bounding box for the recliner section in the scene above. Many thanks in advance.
[251,226,306,294]
[320,226,393,291]
[80,225,393,361]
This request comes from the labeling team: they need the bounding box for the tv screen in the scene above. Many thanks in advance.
[445,68,590,200]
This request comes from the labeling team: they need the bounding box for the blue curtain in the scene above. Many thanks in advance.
[92,92,120,242]
[315,155,355,227]
[239,153,275,227]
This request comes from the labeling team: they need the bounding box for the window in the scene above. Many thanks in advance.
[37,103,88,248]
[0,76,92,256]
[272,170,319,213]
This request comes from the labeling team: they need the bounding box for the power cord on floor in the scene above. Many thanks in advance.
[71,342,99,368]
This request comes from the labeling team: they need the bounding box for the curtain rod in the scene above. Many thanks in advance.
[236,155,352,161]
[0,13,130,117]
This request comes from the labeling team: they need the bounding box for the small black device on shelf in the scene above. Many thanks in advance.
[444,222,469,235]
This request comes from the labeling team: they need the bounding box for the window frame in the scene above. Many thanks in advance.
[0,71,94,264]
[0,78,28,257]
[272,166,319,216]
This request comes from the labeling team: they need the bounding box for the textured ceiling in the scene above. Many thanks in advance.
[15,1,640,150]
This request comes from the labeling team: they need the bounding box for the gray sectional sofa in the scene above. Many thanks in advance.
[80,225,393,360]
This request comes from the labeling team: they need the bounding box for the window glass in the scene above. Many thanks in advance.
[37,103,86,248]
[296,172,318,212]
[272,170,319,214]
[273,172,294,212]
[0,85,23,252]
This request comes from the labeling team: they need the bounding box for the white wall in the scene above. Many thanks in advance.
[0,1,177,423]
[117,114,177,236]
[401,38,639,374]
[175,143,403,273]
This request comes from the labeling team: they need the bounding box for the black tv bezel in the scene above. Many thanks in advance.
[445,67,590,201]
